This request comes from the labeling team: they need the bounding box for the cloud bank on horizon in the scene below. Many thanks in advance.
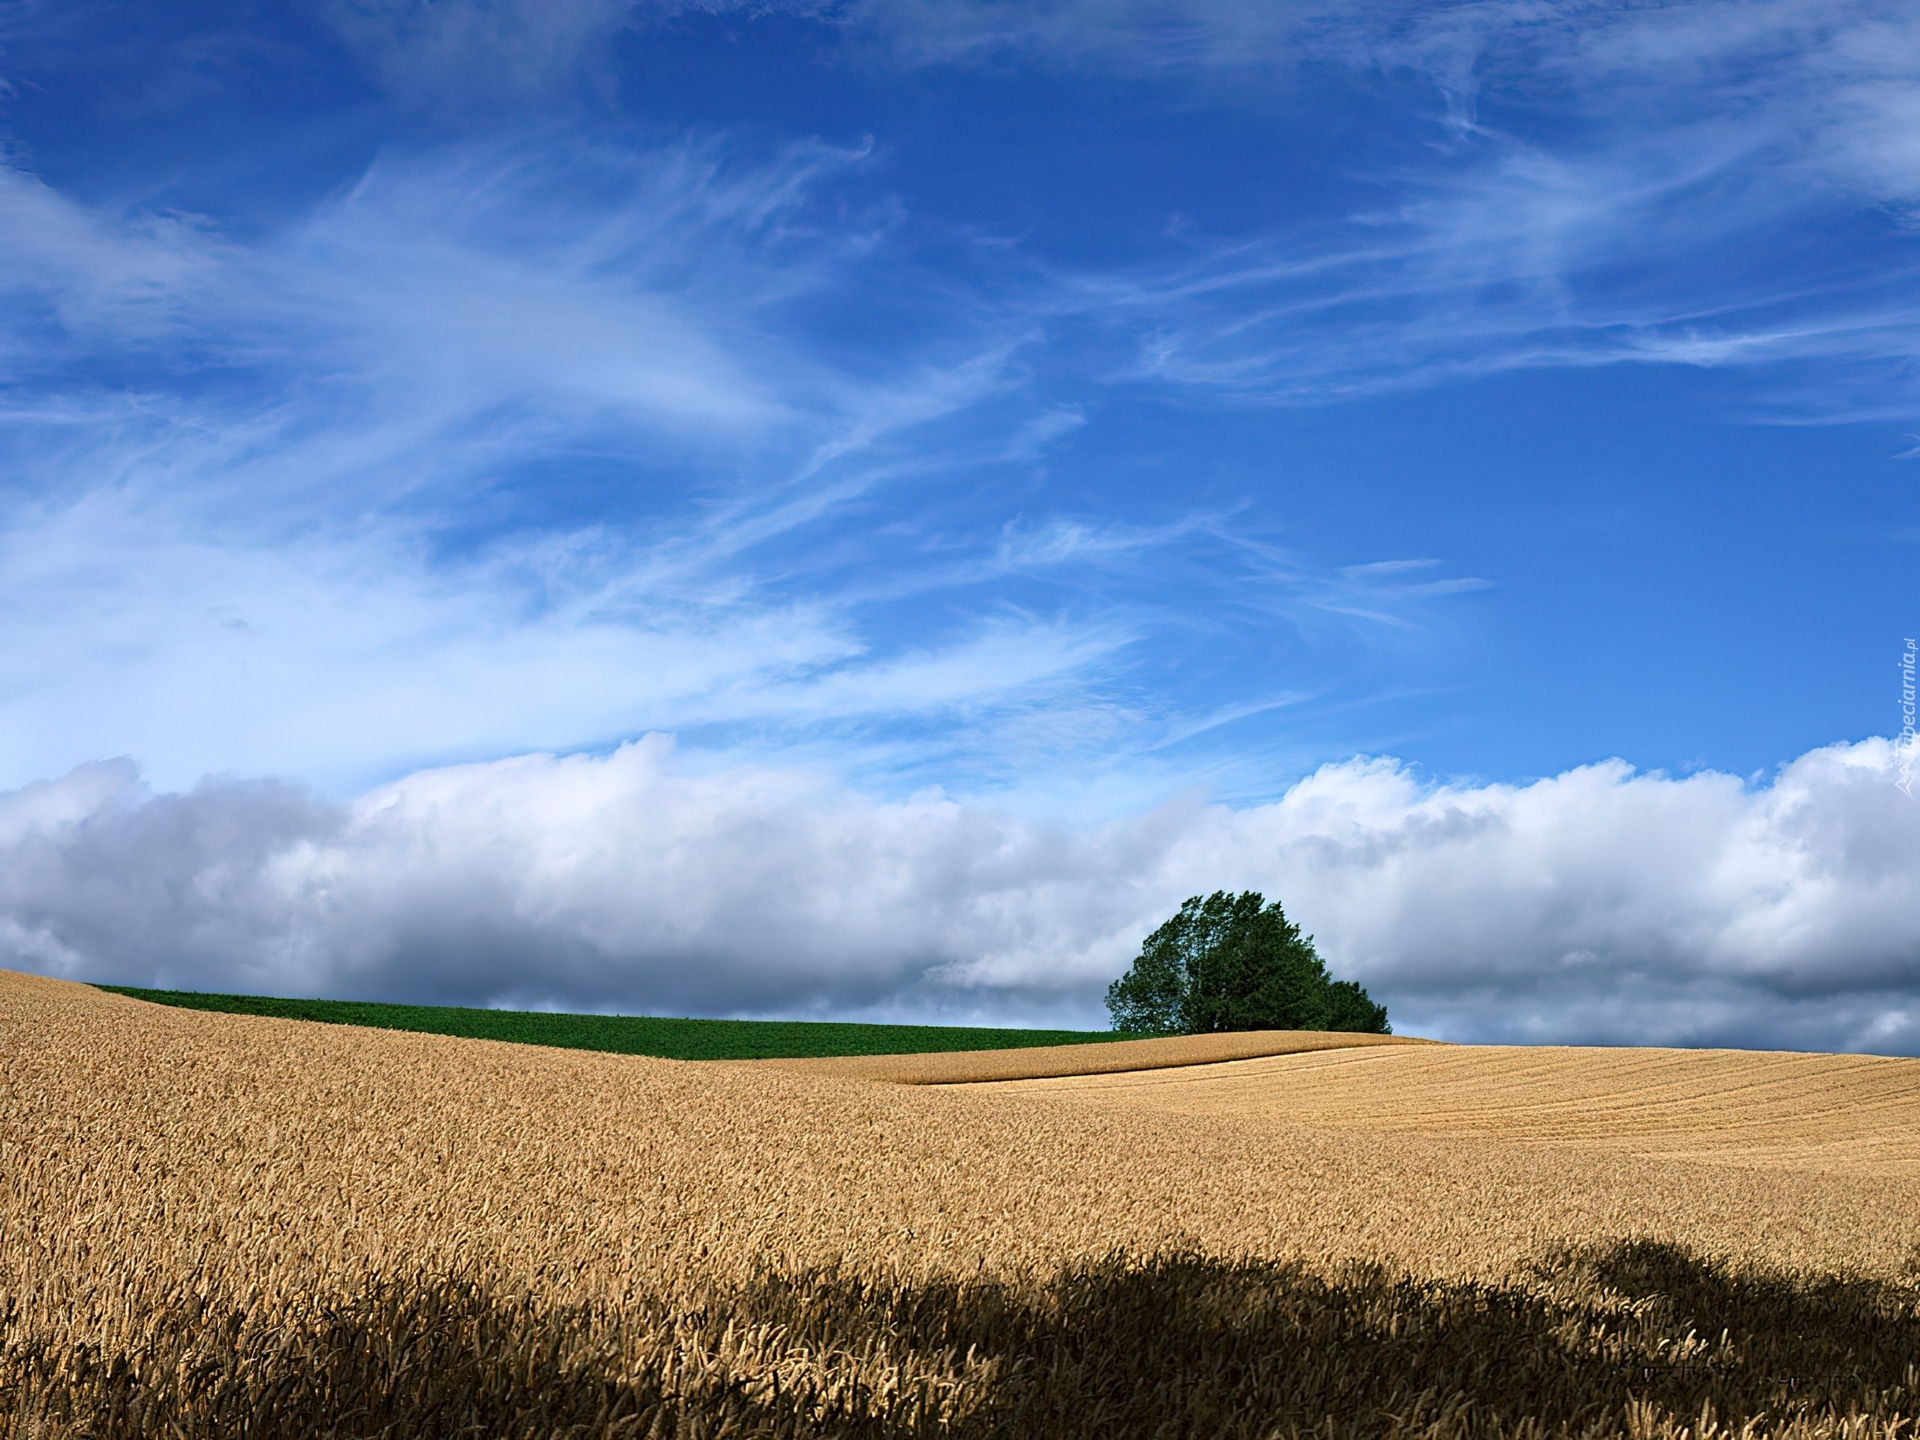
[1,0,1915,1047]
[5,736,1916,1051]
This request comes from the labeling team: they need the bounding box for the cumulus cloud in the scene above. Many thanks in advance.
[5,735,1917,1052]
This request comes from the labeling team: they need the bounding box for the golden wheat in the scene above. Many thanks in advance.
[988,1042,1920,1174]
[4,970,1918,1438]
[755,1026,1425,1084]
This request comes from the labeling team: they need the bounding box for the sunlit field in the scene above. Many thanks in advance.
[5,971,1918,1438]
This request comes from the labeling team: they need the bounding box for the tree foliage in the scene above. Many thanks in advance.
[1105,891,1390,1036]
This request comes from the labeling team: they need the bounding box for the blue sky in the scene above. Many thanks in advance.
[3,0,1918,1045]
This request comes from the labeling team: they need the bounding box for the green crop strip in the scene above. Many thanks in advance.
[93,985,1110,1060]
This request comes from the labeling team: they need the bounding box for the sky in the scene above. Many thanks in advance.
[1,0,1917,1049]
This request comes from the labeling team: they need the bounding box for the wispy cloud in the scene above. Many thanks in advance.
[2,128,1472,798]
[828,0,1920,413]
[1063,146,1920,408]
[0,133,1006,789]
[832,0,1301,72]
[315,0,644,106]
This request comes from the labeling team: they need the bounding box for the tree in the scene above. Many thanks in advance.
[1105,891,1389,1036]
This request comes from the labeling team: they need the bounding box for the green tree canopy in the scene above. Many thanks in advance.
[1105,891,1390,1036]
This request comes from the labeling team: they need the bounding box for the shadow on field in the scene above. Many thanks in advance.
[6,1242,1918,1439]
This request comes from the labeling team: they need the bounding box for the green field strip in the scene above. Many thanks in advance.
[92,985,1112,1061]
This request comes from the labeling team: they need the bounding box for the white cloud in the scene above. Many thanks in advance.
[318,0,643,104]
[1075,134,1920,406]
[318,0,1301,87]
[4,135,1491,801]
[0,164,231,369]
[904,0,1917,411]
[304,0,1920,230]
[0,135,1165,795]
[0,477,1175,795]
[830,0,1299,72]
[7,2,1911,868]
[0,134,880,500]
[5,735,1916,1051]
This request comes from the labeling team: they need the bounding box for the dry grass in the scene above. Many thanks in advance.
[755,1026,1424,1083]
[990,1043,1920,1175]
[5,969,1920,1438]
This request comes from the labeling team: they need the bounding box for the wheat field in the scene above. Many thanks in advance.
[756,1025,1425,1083]
[986,1043,1920,1174]
[5,969,1919,1437]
